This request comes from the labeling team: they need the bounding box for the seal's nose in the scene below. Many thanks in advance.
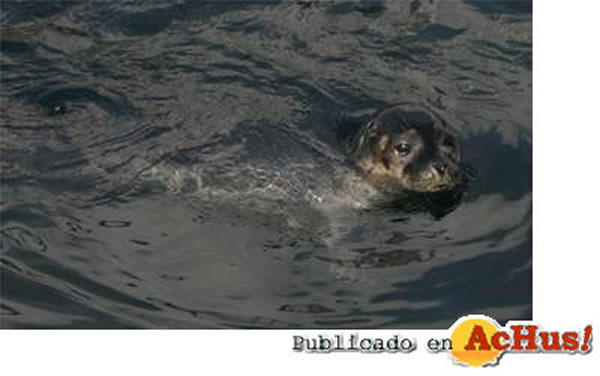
[432,162,447,175]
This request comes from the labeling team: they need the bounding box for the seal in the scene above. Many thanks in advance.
[347,103,461,193]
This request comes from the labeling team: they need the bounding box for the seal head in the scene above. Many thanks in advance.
[348,104,461,193]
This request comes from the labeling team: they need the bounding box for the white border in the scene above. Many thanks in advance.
[2,0,600,374]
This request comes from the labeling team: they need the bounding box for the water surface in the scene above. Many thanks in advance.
[0,0,531,328]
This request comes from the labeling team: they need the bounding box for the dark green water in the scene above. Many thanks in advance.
[0,0,531,328]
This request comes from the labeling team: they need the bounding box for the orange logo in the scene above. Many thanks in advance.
[448,315,592,367]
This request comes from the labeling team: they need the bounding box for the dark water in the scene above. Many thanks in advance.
[0,0,531,328]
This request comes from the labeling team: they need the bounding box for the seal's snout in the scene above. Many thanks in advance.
[418,162,457,192]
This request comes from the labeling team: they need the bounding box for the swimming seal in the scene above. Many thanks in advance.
[347,103,461,193]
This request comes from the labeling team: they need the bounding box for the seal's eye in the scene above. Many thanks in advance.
[395,143,412,156]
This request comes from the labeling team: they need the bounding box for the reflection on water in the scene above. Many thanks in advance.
[1,0,531,328]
